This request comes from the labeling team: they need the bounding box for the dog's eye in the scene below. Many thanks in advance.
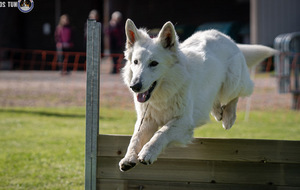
[149,61,159,67]
[133,60,138,65]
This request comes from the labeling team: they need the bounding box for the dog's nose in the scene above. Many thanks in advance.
[130,82,142,92]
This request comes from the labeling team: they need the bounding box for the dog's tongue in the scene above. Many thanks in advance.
[137,91,149,103]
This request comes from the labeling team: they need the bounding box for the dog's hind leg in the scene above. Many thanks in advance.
[222,97,239,130]
[211,100,223,121]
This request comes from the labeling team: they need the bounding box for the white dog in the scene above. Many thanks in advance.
[119,19,276,171]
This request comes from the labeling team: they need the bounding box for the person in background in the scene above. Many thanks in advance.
[84,9,104,54]
[55,14,74,75]
[107,11,125,74]
[84,9,100,41]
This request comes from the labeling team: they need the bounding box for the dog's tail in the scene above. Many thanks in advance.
[237,44,279,68]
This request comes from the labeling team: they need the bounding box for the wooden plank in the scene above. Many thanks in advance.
[97,157,300,186]
[97,179,300,190]
[97,134,300,164]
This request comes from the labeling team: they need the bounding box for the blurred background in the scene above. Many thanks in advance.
[0,0,300,189]
[0,0,299,51]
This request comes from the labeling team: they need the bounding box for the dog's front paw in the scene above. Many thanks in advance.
[138,144,159,165]
[119,156,137,172]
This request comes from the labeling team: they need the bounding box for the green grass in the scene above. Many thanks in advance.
[195,111,300,140]
[0,107,299,189]
[0,107,86,190]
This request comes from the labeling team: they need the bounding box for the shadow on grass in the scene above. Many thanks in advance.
[0,108,86,118]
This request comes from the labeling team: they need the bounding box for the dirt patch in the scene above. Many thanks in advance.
[0,67,292,111]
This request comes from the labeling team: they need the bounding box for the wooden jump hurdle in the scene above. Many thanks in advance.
[85,20,300,190]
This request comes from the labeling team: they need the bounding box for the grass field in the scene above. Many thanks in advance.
[0,107,85,190]
[0,106,299,189]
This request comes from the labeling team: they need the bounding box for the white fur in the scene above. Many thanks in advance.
[119,19,276,171]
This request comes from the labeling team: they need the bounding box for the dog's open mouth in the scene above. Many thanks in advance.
[137,81,157,103]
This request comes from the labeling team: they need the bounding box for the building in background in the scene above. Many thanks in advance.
[0,0,299,52]
[250,0,300,45]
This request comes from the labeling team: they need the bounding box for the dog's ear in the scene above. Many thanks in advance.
[125,19,139,48]
[158,21,178,50]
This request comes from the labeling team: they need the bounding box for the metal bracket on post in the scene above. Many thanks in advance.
[85,19,101,190]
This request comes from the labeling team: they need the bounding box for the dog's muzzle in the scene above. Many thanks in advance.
[130,82,143,92]
[130,81,157,103]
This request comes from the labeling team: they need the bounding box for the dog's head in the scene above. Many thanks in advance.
[122,19,179,103]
